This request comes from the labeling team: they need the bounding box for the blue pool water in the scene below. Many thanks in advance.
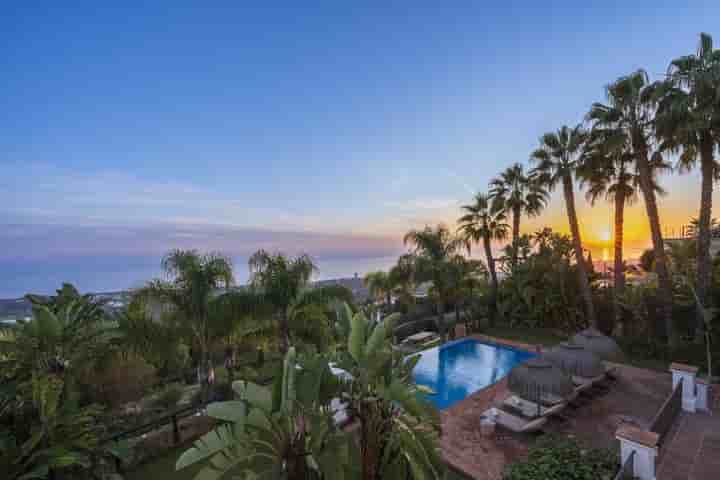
[412,338,536,409]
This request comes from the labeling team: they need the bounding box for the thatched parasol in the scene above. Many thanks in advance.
[544,342,604,378]
[507,357,574,406]
[571,327,624,362]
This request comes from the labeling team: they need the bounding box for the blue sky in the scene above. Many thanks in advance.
[2,2,719,296]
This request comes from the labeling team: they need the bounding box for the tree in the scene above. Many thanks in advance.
[639,248,656,272]
[403,225,464,340]
[579,127,640,333]
[457,193,509,326]
[177,347,353,480]
[363,271,392,311]
[387,254,416,312]
[333,304,444,479]
[136,250,234,392]
[241,250,353,353]
[589,70,676,344]
[687,216,719,238]
[530,125,597,327]
[0,288,125,480]
[489,163,549,269]
[445,256,488,333]
[652,33,720,341]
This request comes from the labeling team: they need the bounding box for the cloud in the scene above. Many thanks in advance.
[0,221,401,262]
[0,163,350,234]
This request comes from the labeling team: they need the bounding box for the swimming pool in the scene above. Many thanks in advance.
[412,338,536,409]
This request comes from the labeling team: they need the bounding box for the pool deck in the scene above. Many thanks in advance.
[440,334,679,479]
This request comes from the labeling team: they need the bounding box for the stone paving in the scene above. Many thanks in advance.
[440,335,674,479]
[657,390,720,480]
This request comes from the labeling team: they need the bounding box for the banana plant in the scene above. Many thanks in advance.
[333,303,445,480]
[176,347,355,479]
[0,374,110,480]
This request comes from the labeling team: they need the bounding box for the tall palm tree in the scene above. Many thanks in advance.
[138,249,234,382]
[363,270,392,311]
[403,225,464,340]
[489,163,549,269]
[652,33,720,341]
[241,249,353,353]
[579,128,640,333]
[457,193,509,326]
[530,125,598,327]
[589,70,675,344]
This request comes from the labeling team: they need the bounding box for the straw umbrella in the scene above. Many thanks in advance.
[544,342,604,379]
[571,327,623,362]
[507,357,574,413]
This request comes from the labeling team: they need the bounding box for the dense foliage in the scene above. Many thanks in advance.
[503,437,617,480]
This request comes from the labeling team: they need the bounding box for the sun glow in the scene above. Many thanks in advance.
[599,228,611,243]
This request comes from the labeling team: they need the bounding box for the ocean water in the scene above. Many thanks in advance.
[0,255,400,298]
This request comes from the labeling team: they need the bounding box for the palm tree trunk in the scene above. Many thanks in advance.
[562,174,597,327]
[483,234,498,328]
[512,205,521,269]
[636,151,675,346]
[613,189,626,335]
[695,133,715,342]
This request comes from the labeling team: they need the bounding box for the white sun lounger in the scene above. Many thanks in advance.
[483,407,547,433]
[572,373,605,393]
[502,395,566,418]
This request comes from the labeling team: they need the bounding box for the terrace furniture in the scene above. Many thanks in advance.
[404,330,437,344]
[482,407,547,433]
[571,328,624,362]
[507,357,575,407]
[502,395,567,418]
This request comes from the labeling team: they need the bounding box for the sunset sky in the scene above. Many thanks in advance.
[2,2,719,297]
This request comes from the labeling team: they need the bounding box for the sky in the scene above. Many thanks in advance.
[2,2,719,297]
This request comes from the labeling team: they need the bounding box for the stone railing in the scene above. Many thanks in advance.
[613,450,635,480]
[614,362,710,480]
[649,382,682,442]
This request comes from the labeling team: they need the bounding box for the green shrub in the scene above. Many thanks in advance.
[153,385,184,411]
[504,436,617,480]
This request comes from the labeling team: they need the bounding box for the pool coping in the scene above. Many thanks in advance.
[439,334,544,479]
[413,335,540,412]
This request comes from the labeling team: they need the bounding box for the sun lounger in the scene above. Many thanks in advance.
[502,395,566,418]
[483,407,547,433]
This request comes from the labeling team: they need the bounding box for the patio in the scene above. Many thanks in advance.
[440,335,679,479]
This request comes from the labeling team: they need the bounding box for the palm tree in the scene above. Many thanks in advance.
[687,216,719,238]
[652,33,720,340]
[489,163,549,269]
[589,70,675,344]
[530,125,597,327]
[334,304,444,479]
[388,254,416,312]
[403,225,464,340]
[363,270,392,311]
[137,249,234,385]
[242,249,353,353]
[579,128,640,333]
[457,193,509,326]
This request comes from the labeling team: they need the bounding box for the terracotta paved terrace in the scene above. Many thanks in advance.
[657,392,720,480]
[439,334,719,480]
